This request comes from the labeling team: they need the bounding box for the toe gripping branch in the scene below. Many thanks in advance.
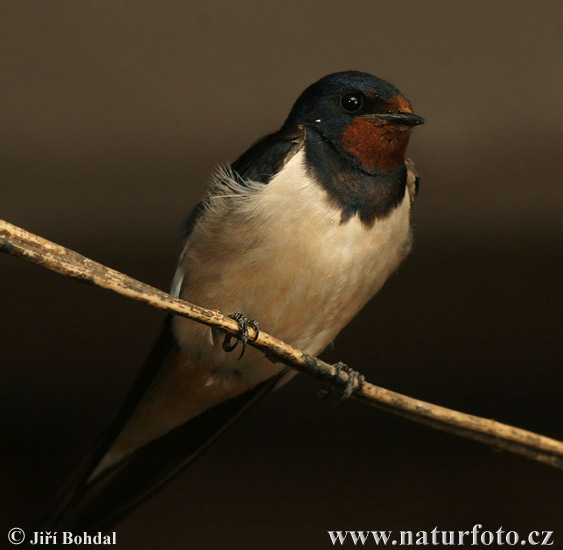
[222,312,260,360]
[318,361,366,404]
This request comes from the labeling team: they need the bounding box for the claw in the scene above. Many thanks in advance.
[318,361,365,404]
[222,312,260,360]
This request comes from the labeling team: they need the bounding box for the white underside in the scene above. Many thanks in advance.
[173,149,412,408]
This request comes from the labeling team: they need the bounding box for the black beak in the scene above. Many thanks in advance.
[376,111,425,127]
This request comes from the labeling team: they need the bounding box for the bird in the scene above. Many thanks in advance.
[43,70,424,531]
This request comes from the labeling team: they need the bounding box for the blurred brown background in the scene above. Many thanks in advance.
[1,2,561,548]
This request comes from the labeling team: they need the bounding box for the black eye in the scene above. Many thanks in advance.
[339,92,364,113]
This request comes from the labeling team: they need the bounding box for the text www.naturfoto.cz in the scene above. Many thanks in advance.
[328,525,554,546]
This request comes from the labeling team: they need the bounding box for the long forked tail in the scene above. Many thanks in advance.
[39,316,287,532]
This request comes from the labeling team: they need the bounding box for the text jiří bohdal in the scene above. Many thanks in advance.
[29,531,117,545]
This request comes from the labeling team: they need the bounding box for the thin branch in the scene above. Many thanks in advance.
[1,218,562,469]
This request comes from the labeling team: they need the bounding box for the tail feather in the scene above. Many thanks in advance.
[39,316,177,529]
[39,315,287,531]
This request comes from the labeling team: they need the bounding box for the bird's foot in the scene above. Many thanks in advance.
[318,361,365,404]
[222,312,260,360]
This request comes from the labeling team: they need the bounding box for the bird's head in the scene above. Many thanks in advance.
[283,71,424,173]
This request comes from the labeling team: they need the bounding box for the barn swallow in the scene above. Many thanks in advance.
[44,71,424,530]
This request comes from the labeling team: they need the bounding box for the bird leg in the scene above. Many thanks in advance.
[222,312,260,360]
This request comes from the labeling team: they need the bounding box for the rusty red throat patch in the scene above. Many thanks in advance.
[341,95,414,171]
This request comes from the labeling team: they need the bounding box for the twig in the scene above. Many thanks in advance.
[1,218,562,469]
